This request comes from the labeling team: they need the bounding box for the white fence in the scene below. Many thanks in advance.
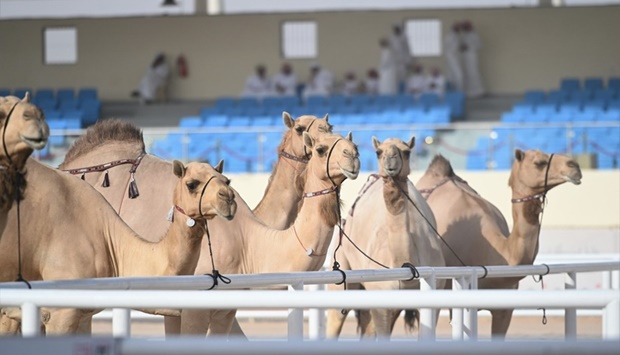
[1,261,619,344]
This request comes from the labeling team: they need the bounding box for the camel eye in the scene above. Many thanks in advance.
[375,149,383,158]
[403,151,411,159]
[535,161,547,169]
[316,145,327,156]
[186,180,200,191]
[295,126,304,134]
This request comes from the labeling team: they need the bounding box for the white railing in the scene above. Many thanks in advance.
[1,262,618,341]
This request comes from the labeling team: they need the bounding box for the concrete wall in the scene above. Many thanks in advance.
[1,6,619,100]
[229,170,620,229]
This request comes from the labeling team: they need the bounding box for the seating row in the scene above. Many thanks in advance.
[0,87,98,101]
[558,77,620,92]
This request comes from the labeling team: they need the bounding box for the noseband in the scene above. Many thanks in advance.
[173,175,216,226]
[511,154,554,204]
[303,137,343,198]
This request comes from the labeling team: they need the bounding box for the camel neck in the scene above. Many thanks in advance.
[507,199,543,265]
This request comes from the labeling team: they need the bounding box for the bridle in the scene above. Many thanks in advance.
[418,177,451,200]
[171,175,216,226]
[279,119,317,165]
[510,153,554,205]
[1,102,19,167]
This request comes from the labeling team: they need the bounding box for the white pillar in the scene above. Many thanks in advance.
[21,303,40,337]
[564,272,577,339]
[419,273,436,340]
[603,298,620,340]
[452,276,467,341]
[288,282,304,340]
[464,270,479,340]
[308,284,325,340]
[113,308,131,338]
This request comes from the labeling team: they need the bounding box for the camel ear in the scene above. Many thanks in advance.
[214,160,224,174]
[407,136,415,149]
[173,160,186,178]
[323,113,329,122]
[23,92,30,103]
[514,149,525,162]
[346,131,353,142]
[303,131,315,150]
[283,112,294,129]
[372,136,381,151]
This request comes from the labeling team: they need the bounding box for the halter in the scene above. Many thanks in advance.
[1,102,19,167]
[510,154,554,204]
[418,177,451,200]
[279,151,309,164]
[169,175,215,226]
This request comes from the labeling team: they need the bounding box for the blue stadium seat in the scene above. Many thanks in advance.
[444,91,464,118]
[349,94,372,107]
[34,97,58,111]
[584,78,603,91]
[13,88,32,98]
[215,97,236,109]
[57,88,75,101]
[35,88,54,101]
[546,90,570,104]
[523,90,546,104]
[560,78,581,92]
[203,115,228,127]
[608,78,620,92]
[599,109,620,122]
[466,153,487,170]
[47,119,66,146]
[237,97,260,108]
[569,90,592,103]
[0,88,10,97]
[59,97,79,110]
[500,112,522,123]
[78,88,98,101]
[327,94,348,107]
[593,89,615,102]
[79,99,101,125]
[61,109,84,122]
[43,109,62,119]
[418,92,441,109]
[249,116,274,127]
[227,116,251,127]
[199,107,217,118]
[306,95,326,106]
[179,116,203,128]
[427,105,451,124]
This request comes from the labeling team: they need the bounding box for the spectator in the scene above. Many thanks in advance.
[461,20,486,98]
[364,69,379,95]
[389,22,413,89]
[426,67,446,97]
[406,64,427,97]
[241,64,272,99]
[444,22,464,92]
[133,52,170,104]
[341,71,360,96]
[271,62,297,96]
[303,62,334,99]
[378,37,398,95]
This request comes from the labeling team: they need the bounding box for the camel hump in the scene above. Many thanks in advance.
[62,119,145,165]
[427,154,455,177]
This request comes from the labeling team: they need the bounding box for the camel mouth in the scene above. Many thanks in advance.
[564,175,582,185]
[339,165,359,180]
[384,167,400,177]
[20,134,48,150]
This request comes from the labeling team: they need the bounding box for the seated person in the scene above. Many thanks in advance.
[426,67,446,97]
[341,71,360,96]
[271,63,297,96]
[241,64,272,99]
[406,64,427,97]
[302,62,334,99]
[363,68,379,95]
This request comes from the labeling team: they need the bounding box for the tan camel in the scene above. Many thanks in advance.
[58,113,334,336]
[176,130,359,336]
[325,137,446,339]
[0,124,237,334]
[0,94,49,232]
[414,150,582,337]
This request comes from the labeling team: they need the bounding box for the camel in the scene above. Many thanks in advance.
[414,149,582,337]
[0,94,49,233]
[325,137,446,339]
[57,113,334,336]
[0,122,237,334]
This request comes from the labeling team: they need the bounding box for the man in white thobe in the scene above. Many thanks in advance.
[461,21,486,98]
[341,71,360,96]
[271,63,297,96]
[378,38,398,95]
[137,53,170,104]
[364,69,379,95]
[389,23,412,89]
[406,64,427,98]
[426,67,447,97]
[241,64,272,99]
[303,63,334,99]
[443,22,464,92]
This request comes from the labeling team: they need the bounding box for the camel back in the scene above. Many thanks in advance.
[427,154,455,178]
[62,119,145,165]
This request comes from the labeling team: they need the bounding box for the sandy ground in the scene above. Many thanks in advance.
[92,314,602,340]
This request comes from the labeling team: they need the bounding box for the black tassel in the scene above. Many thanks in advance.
[81,173,85,180]
[102,171,110,188]
[128,175,139,199]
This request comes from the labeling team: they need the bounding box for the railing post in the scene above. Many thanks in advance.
[564,271,577,339]
[419,272,437,340]
[21,302,40,337]
[464,269,479,340]
[452,276,467,341]
[603,270,620,339]
[308,283,325,340]
[112,308,131,338]
[288,282,304,340]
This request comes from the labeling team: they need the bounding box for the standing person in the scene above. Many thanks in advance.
[241,64,272,99]
[406,64,427,97]
[389,23,412,90]
[426,67,447,97]
[443,22,464,92]
[134,52,170,104]
[272,62,297,96]
[378,38,398,95]
[364,68,380,95]
[302,62,334,99]
[461,20,486,98]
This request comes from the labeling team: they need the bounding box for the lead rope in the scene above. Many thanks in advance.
[195,176,231,290]
[531,153,554,325]
[2,102,31,289]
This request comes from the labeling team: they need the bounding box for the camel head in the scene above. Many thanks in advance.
[0,93,50,168]
[172,160,237,221]
[509,149,582,195]
[282,112,333,159]
[302,131,360,185]
[372,136,415,179]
